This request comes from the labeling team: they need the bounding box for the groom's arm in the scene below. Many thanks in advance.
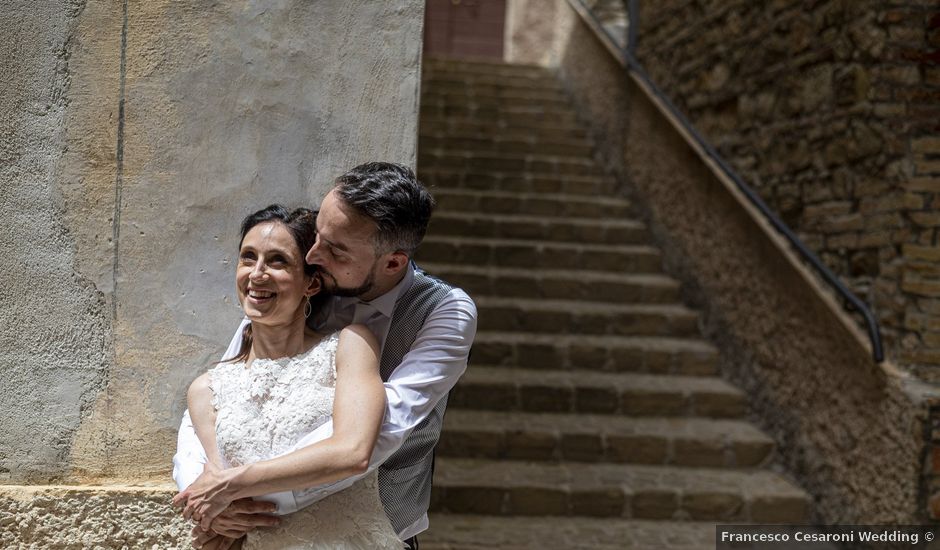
[285,288,477,507]
[175,291,477,510]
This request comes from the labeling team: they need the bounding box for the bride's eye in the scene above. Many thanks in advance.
[239,251,257,264]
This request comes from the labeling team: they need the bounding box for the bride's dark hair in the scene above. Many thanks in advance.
[226,204,328,363]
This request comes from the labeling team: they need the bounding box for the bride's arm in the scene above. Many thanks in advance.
[187,373,225,469]
[230,324,384,493]
[177,324,385,526]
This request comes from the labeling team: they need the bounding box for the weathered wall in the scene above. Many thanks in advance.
[633,0,940,381]
[534,0,936,524]
[1,0,425,484]
[0,0,114,484]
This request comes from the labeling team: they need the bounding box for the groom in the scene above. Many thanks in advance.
[173,162,477,550]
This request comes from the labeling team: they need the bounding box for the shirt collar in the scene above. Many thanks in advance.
[335,262,415,319]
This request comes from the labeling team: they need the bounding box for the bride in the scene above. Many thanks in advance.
[174,204,401,549]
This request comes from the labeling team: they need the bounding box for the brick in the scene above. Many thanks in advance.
[854,179,892,197]
[902,278,940,297]
[860,192,923,213]
[904,244,940,261]
[506,432,557,460]
[673,439,727,467]
[827,232,859,249]
[903,177,940,192]
[925,332,940,347]
[574,386,620,413]
[519,385,573,412]
[633,490,679,519]
[437,487,506,514]
[913,137,940,154]
[734,439,775,466]
[569,489,625,517]
[873,102,907,118]
[863,213,904,230]
[683,492,744,521]
[858,231,892,247]
[606,435,668,464]
[878,65,921,85]
[750,495,809,523]
[560,434,605,462]
[911,212,940,227]
[804,200,854,218]
[927,68,940,86]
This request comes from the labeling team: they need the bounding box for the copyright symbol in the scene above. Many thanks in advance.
[926,531,934,542]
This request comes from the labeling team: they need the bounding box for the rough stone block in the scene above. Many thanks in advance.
[569,488,625,517]
[632,489,679,519]
[508,487,568,515]
[606,435,668,464]
[683,492,744,521]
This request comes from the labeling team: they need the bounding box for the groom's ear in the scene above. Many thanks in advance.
[381,251,410,276]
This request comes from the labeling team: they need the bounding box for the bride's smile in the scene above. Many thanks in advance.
[236,221,318,326]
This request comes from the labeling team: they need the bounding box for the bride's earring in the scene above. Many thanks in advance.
[304,299,312,318]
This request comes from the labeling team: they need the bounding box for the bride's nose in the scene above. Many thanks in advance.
[249,261,269,283]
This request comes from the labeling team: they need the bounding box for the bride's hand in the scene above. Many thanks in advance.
[172,465,246,530]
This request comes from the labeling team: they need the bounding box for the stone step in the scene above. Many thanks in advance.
[424,58,553,79]
[420,117,589,141]
[439,410,775,468]
[422,72,563,93]
[419,134,594,157]
[420,103,580,126]
[421,93,572,113]
[419,150,602,176]
[473,297,700,337]
[415,263,682,304]
[451,367,744,417]
[419,169,617,196]
[415,237,664,273]
[471,332,718,375]
[431,189,633,219]
[430,458,810,522]
[429,212,647,245]
[421,86,568,104]
[423,514,715,550]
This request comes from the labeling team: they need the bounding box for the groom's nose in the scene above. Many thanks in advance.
[306,241,323,266]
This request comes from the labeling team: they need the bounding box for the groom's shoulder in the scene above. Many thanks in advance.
[411,265,475,315]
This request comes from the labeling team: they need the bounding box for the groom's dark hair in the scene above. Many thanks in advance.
[333,162,434,257]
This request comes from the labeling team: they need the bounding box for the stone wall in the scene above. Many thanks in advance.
[0,0,425,485]
[509,0,939,524]
[633,0,940,380]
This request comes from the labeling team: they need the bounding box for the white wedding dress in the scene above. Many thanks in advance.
[207,332,401,549]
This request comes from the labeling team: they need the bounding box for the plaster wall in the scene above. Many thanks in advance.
[1,0,426,484]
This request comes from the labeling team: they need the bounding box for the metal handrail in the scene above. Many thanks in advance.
[574,0,884,363]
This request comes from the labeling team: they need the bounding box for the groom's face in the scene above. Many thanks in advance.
[306,189,382,299]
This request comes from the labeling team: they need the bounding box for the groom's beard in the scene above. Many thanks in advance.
[318,267,376,298]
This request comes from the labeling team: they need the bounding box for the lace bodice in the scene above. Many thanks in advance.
[207,332,400,549]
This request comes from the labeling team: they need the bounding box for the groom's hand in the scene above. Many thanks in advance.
[206,498,280,538]
[173,465,247,529]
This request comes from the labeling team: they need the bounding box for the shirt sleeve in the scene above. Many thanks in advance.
[288,288,478,507]
[172,317,250,491]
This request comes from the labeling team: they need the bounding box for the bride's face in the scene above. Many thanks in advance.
[236,221,319,326]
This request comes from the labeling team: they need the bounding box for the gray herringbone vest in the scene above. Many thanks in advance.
[377,267,454,534]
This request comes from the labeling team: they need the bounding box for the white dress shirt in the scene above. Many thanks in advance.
[172,263,477,540]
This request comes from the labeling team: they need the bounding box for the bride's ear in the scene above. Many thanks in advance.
[305,274,322,297]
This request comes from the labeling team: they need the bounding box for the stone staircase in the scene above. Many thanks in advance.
[414,58,810,550]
